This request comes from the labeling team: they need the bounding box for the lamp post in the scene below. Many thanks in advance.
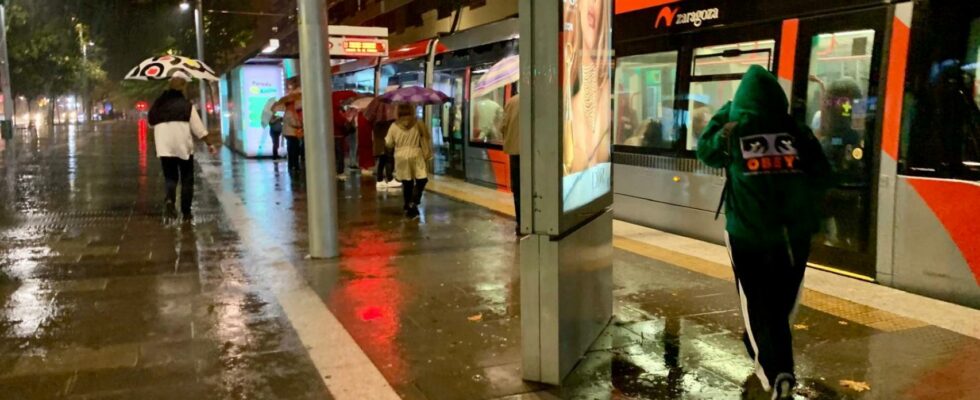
[180,1,209,131]
[0,4,15,129]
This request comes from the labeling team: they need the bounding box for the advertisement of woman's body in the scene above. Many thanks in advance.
[562,0,613,212]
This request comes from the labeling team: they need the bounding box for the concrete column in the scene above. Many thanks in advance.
[194,0,209,130]
[297,0,339,258]
[519,0,614,385]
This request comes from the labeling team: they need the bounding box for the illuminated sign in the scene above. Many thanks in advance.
[329,37,388,57]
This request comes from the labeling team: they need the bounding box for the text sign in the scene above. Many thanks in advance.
[329,37,389,57]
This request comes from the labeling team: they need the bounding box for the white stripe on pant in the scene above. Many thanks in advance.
[725,231,809,391]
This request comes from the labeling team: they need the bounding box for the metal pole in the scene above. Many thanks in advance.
[0,5,15,124]
[297,0,339,258]
[194,0,209,131]
[81,43,88,122]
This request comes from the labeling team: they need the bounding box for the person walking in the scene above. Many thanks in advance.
[148,75,218,220]
[386,103,433,218]
[278,77,304,173]
[696,65,832,400]
[499,94,522,235]
[262,98,284,159]
[372,115,398,190]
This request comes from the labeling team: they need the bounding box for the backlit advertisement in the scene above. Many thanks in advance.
[239,65,285,157]
[562,0,613,212]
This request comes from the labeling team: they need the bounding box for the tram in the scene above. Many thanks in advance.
[612,0,980,307]
[322,1,978,307]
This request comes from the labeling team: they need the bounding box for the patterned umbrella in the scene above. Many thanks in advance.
[346,96,375,110]
[472,55,519,98]
[125,55,219,82]
[378,86,450,105]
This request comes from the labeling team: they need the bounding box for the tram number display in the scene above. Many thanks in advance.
[561,0,614,213]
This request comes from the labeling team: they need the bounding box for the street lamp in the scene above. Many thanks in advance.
[179,0,209,131]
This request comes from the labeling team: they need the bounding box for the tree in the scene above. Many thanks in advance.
[6,1,85,102]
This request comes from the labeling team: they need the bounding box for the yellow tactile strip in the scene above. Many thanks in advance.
[426,177,928,332]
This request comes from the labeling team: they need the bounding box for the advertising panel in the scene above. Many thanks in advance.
[562,0,613,213]
[238,65,285,157]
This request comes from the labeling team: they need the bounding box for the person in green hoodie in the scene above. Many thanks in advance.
[697,65,832,399]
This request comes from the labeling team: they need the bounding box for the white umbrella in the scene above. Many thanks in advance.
[125,55,219,82]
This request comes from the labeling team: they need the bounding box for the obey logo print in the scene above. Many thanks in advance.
[655,7,679,28]
[739,133,801,175]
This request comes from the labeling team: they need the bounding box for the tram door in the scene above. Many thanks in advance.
[792,8,889,279]
[432,69,467,178]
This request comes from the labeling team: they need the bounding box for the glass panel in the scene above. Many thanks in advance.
[805,29,876,252]
[692,40,776,76]
[613,51,679,150]
[685,81,734,150]
[431,71,467,174]
[470,70,506,145]
[685,40,775,151]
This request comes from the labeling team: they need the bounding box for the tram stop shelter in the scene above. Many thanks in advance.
[218,25,389,158]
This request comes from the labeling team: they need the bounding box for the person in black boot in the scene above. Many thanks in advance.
[386,104,433,219]
[148,75,218,221]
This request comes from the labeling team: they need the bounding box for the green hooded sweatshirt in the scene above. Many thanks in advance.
[697,65,832,247]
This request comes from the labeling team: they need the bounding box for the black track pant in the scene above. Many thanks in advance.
[402,178,428,210]
[726,232,810,390]
[376,153,394,182]
[160,156,194,214]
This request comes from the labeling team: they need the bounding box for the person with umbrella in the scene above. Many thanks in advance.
[275,76,305,173]
[147,74,219,220]
[363,95,399,190]
[386,103,434,218]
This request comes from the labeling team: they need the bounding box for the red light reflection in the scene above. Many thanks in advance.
[328,228,408,383]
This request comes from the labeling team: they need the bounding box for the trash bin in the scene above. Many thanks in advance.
[0,120,11,140]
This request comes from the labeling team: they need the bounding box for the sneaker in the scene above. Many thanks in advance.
[387,180,402,189]
[337,174,348,181]
[375,181,387,190]
[772,373,796,400]
[406,206,420,219]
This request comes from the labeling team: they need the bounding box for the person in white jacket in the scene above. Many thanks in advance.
[148,76,218,220]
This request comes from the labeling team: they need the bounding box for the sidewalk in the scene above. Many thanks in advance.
[2,122,980,399]
[200,138,980,399]
[0,123,329,398]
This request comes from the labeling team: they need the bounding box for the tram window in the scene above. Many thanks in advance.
[903,9,980,180]
[470,69,506,145]
[613,51,679,150]
[805,29,877,253]
[692,40,775,76]
[686,40,775,151]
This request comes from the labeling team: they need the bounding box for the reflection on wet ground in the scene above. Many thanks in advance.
[0,122,329,398]
[3,122,980,399]
[209,122,980,399]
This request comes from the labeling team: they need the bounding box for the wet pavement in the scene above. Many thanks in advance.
[0,123,329,399]
[3,121,980,399]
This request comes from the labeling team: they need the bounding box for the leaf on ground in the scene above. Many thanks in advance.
[467,313,483,322]
[839,379,871,392]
